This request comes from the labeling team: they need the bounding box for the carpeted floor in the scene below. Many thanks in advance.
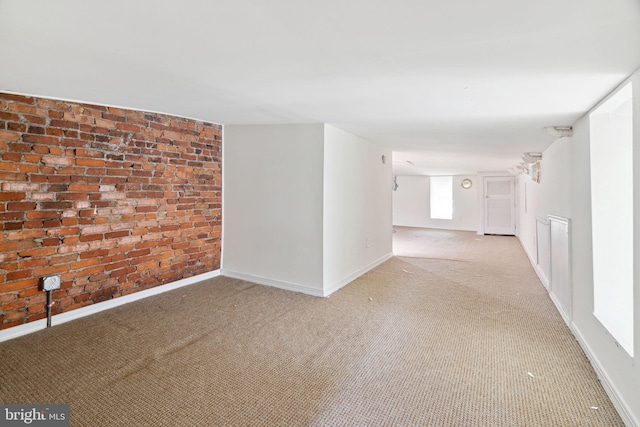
[0,227,622,426]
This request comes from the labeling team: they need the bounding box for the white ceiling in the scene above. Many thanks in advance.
[1,0,639,175]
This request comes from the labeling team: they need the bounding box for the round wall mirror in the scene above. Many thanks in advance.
[461,179,473,189]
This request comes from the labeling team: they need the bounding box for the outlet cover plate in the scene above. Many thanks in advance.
[42,275,61,291]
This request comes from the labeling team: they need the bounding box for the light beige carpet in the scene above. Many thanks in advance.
[0,227,622,426]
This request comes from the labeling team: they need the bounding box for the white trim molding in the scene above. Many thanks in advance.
[222,252,393,298]
[518,231,637,427]
[571,325,638,427]
[220,270,325,297]
[0,269,220,343]
[323,252,393,296]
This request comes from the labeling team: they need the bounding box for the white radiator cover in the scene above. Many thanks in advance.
[548,215,572,324]
[535,216,550,289]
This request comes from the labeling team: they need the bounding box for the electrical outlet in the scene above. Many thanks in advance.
[366,238,371,248]
[42,275,61,291]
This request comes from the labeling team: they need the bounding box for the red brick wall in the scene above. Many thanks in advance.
[0,93,222,330]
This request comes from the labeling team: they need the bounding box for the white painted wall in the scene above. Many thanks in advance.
[517,71,640,426]
[517,137,573,259]
[223,124,325,294]
[323,125,393,294]
[393,175,479,231]
[223,123,393,297]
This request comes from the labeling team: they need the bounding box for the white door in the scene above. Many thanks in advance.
[483,176,515,235]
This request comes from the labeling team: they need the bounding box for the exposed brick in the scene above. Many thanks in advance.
[0,91,222,331]
[40,202,73,210]
[6,270,32,281]
[76,158,105,167]
[20,258,47,269]
[0,192,26,201]
[7,202,37,211]
[3,152,22,162]
[5,311,27,321]
[68,184,100,192]
[27,126,45,135]
[18,287,41,298]
[70,258,99,270]
[18,247,56,258]
[42,238,61,246]
[46,227,81,237]
[3,222,23,231]
[16,220,40,229]
[0,278,39,293]
[105,260,129,271]
[22,115,47,125]
[80,224,109,235]
[58,193,88,201]
[0,240,38,252]
[33,264,70,277]
[75,148,104,158]
[0,162,19,172]
[26,211,59,220]
[75,265,105,278]
[0,288,17,300]
[111,266,135,277]
[57,243,90,254]
[0,212,23,222]
[19,164,39,174]
[61,138,88,148]
[49,120,79,129]
[7,229,45,240]
[74,293,91,303]
[27,304,45,314]
[7,142,31,154]
[2,183,41,192]
[80,249,108,259]
[0,93,33,104]
[79,234,104,242]
[2,300,27,311]
[0,130,21,141]
[105,230,129,239]
[28,294,46,304]
[0,111,20,121]
[23,134,60,145]
[42,156,74,166]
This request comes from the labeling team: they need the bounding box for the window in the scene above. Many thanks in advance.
[589,82,634,356]
[430,176,453,219]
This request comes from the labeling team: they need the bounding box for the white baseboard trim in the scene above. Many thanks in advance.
[221,253,393,298]
[220,269,325,297]
[517,236,550,289]
[548,291,571,327]
[0,269,220,343]
[571,324,638,427]
[323,252,393,297]
[534,265,550,290]
[0,319,48,343]
[394,224,478,233]
[517,236,637,426]
[518,235,535,264]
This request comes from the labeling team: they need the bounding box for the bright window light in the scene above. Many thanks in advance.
[590,82,634,356]
[430,176,453,220]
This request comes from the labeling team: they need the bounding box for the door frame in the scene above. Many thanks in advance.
[477,172,518,235]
